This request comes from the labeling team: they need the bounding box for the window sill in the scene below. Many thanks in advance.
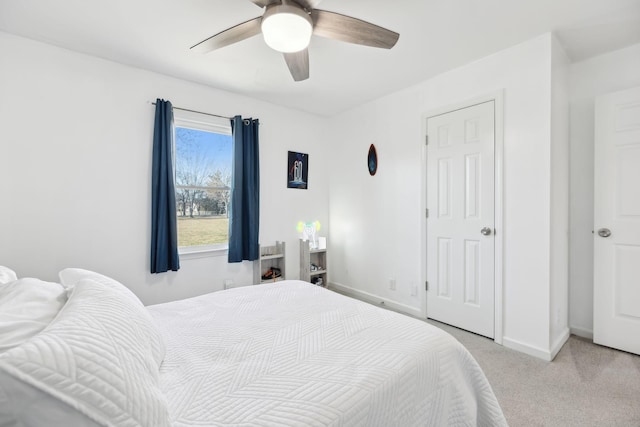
[179,245,228,260]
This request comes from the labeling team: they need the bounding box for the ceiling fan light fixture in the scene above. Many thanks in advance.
[261,4,313,53]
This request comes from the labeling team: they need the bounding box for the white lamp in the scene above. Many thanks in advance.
[261,4,313,53]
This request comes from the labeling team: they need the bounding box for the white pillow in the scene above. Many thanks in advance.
[58,267,165,366]
[58,267,105,289]
[0,278,67,353]
[0,278,171,427]
[60,267,129,290]
[0,266,17,285]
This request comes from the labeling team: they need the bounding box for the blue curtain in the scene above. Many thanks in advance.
[228,116,260,263]
[150,99,180,273]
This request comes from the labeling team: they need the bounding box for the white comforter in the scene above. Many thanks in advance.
[148,281,507,427]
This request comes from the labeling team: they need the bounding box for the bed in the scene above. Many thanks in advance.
[0,267,507,426]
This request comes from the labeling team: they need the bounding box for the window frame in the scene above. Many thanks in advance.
[173,110,232,256]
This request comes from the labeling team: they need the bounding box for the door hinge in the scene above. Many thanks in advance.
[425,208,429,218]
[425,134,429,145]
[425,281,429,291]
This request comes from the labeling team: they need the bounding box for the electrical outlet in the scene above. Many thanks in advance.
[389,278,396,291]
[223,279,234,290]
[411,284,418,296]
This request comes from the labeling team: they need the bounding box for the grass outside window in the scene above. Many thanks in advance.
[178,216,229,247]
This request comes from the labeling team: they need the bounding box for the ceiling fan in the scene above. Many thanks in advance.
[191,0,399,82]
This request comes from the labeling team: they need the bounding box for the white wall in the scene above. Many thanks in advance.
[329,34,566,358]
[568,42,640,337]
[549,36,570,354]
[0,32,330,305]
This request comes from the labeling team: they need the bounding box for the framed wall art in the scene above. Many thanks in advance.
[287,151,308,189]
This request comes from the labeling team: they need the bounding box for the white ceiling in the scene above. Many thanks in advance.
[1,0,639,116]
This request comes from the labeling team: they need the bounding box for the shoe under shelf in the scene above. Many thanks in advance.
[254,241,286,285]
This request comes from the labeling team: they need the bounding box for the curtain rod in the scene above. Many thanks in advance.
[150,101,232,120]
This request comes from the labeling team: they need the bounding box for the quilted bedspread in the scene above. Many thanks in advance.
[148,281,507,427]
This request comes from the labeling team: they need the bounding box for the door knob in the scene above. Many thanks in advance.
[597,228,611,238]
[481,227,492,236]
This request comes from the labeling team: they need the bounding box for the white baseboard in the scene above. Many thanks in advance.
[503,328,570,361]
[550,328,571,360]
[569,326,593,340]
[329,281,423,319]
[502,337,552,361]
[501,338,545,361]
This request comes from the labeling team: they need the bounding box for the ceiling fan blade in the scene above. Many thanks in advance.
[191,17,262,53]
[283,49,309,81]
[311,10,399,49]
[248,0,279,8]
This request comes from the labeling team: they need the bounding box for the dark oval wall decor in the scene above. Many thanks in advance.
[367,144,378,176]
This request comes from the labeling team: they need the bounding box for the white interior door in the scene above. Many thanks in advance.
[594,85,640,356]
[426,101,495,338]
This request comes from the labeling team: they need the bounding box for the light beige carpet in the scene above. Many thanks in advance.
[429,320,640,427]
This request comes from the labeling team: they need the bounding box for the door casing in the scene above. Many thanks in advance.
[420,91,504,345]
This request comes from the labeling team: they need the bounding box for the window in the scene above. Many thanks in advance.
[174,111,232,253]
